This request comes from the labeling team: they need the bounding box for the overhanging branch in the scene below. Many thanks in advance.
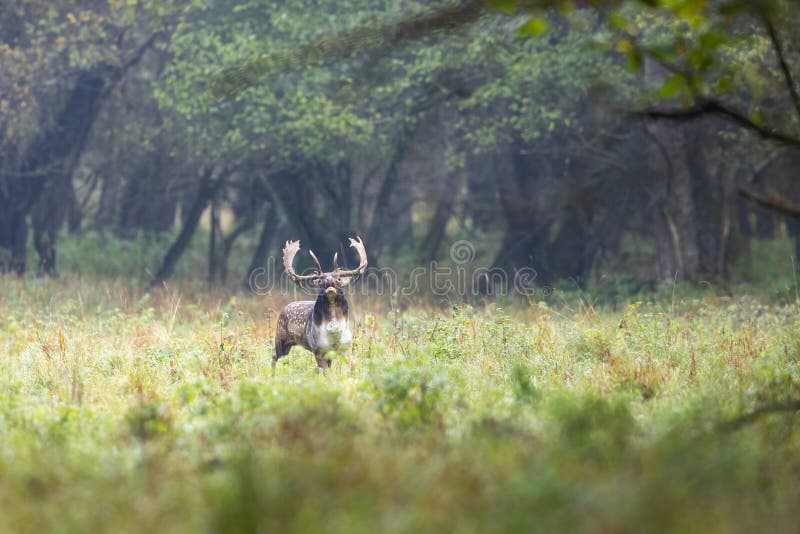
[762,13,800,121]
[738,187,800,218]
[630,100,800,149]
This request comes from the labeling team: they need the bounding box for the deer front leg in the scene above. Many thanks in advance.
[347,343,355,374]
[314,353,332,373]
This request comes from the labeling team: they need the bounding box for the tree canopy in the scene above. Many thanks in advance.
[1,0,799,293]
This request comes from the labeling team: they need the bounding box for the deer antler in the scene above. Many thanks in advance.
[283,240,322,282]
[308,249,324,273]
[333,236,368,277]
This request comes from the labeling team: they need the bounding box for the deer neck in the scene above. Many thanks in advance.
[313,290,348,325]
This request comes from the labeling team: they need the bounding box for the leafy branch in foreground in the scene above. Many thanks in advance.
[209,0,667,97]
[629,100,800,149]
[210,0,486,97]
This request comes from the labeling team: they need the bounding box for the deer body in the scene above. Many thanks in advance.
[273,237,366,373]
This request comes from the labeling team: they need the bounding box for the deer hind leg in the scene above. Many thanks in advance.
[273,339,292,377]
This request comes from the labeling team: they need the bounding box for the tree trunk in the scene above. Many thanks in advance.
[0,209,30,275]
[646,120,701,282]
[688,120,727,278]
[150,167,224,287]
[208,198,219,284]
[95,165,120,232]
[420,169,464,262]
[244,207,280,291]
[652,207,680,283]
[0,67,115,274]
[219,215,255,284]
[369,122,417,252]
[490,144,566,284]
[119,144,179,235]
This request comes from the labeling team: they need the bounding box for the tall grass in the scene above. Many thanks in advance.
[0,276,798,532]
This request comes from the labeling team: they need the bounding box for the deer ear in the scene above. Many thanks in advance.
[337,276,352,287]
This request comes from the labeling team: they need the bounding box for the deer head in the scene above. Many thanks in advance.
[282,236,368,292]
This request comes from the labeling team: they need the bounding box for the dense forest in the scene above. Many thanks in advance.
[0,0,798,295]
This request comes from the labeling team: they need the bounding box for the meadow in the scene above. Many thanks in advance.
[1,271,799,532]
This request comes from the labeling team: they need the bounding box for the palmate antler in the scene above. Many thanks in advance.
[283,237,368,283]
[283,240,322,282]
[333,237,368,278]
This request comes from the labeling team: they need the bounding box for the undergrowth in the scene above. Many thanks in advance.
[0,277,798,532]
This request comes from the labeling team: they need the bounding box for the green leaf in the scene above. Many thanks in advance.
[626,50,642,72]
[688,50,714,70]
[518,17,548,37]
[487,0,517,14]
[699,30,727,51]
[658,74,685,98]
[716,76,733,93]
[608,11,628,30]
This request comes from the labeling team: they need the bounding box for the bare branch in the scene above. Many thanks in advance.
[630,100,800,149]
[762,13,800,121]
[120,32,162,72]
[738,187,800,218]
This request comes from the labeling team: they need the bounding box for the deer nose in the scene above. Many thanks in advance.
[325,286,337,294]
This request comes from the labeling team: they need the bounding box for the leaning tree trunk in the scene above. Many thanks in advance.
[150,166,225,287]
[1,67,115,274]
[218,215,255,285]
[1,35,157,274]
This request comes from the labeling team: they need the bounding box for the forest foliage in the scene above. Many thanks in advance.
[1,0,799,291]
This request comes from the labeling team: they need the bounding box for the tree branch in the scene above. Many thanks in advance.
[120,32,163,73]
[717,399,800,432]
[630,100,800,149]
[738,187,800,218]
[212,0,487,97]
[763,13,800,121]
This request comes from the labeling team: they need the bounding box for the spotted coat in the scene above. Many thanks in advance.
[273,287,352,372]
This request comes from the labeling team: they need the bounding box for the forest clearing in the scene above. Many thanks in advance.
[3,0,800,531]
[1,274,798,532]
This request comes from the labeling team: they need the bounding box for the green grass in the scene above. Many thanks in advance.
[0,277,799,533]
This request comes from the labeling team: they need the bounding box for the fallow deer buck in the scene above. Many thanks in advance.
[273,237,368,374]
